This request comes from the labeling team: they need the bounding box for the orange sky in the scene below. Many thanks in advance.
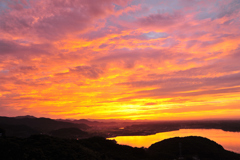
[0,0,240,120]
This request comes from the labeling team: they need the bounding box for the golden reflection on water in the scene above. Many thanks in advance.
[108,129,240,153]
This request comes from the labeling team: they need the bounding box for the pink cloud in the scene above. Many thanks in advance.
[0,0,132,41]
[0,0,240,119]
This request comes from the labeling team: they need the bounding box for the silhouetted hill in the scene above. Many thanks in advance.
[0,135,239,160]
[49,127,88,139]
[80,136,147,160]
[148,136,240,160]
[0,135,146,160]
[0,116,90,134]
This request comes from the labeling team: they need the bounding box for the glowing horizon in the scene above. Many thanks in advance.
[0,0,240,120]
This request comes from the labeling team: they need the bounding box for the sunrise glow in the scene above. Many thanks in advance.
[0,0,240,120]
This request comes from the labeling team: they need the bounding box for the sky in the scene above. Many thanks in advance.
[0,0,240,120]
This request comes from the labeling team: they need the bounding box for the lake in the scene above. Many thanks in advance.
[108,129,240,153]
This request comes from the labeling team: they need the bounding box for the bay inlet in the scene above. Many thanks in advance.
[108,129,240,153]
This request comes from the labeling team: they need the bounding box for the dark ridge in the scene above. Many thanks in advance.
[0,116,90,133]
[57,118,117,126]
[15,115,37,119]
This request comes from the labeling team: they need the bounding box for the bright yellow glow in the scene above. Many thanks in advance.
[0,0,240,120]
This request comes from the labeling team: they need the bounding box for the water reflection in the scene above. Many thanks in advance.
[108,129,240,153]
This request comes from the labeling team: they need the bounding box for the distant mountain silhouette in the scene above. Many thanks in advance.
[58,118,117,126]
[15,115,37,119]
[0,116,90,137]
[73,119,103,125]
